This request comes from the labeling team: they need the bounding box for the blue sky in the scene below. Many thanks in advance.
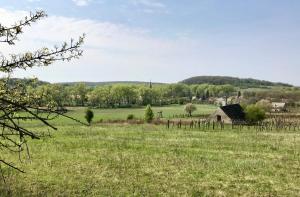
[0,0,300,85]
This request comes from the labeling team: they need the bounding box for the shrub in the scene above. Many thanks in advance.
[145,105,154,123]
[256,99,272,112]
[245,105,266,123]
[85,108,94,125]
[184,103,197,117]
[127,114,135,120]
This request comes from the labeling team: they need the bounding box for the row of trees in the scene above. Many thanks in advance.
[26,82,237,109]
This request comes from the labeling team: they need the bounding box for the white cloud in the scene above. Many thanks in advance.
[72,0,91,6]
[130,0,167,14]
[0,8,196,82]
[27,0,41,2]
[132,0,165,8]
[0,8,300,85]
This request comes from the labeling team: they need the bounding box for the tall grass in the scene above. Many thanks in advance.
[1,122,300,196]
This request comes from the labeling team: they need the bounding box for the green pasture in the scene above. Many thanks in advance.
[21,104,217,127]
[69,104,217,121]
[1,107,300,196]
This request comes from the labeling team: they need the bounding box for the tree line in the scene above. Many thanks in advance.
[181,76,292,88]
[25,82,237,109]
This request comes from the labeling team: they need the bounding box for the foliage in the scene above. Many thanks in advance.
[25,82,241,108]
[243,89,300,103]
[85,108,94,125]
[181,76,292,88]
[256,99,272,112]
[127,114,135,120]
[71,83,89,106]
[245,105,266,123]
[0,11,84,172]
[111,85,138,107]
[6,79,300,111]
[144,105,154,123]
[184,103,197,117]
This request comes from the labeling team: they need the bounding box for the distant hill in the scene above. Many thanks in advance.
[56,81,164,87]
[0,78,49,86]
[180,76,292,88]
[2,77,293,88]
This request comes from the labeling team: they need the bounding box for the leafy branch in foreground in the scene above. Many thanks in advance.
[0,36,84,73]
[0,11,46,45]
[0,10,85,176]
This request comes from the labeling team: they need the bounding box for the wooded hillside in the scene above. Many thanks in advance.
[181,76,292,88]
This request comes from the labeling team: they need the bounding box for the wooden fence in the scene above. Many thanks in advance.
[164,119,300,132]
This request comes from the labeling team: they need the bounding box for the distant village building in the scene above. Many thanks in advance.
[271,102,287,112]
[192,96,198,101]
[209,104,246,124]
[215,97,227,107]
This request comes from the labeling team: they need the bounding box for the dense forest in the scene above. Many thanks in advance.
[181,76,292,88]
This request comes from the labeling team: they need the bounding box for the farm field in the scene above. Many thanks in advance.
[25,104,217,127]
[1,107,300,196]
[68,104,217,120]
[2,1,300,197]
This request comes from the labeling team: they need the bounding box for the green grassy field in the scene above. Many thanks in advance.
[21,104,217,127]
[1,106,300,196]
[68,104,217,121]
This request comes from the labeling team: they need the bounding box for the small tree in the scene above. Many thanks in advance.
[237,91,242,98]
[127,114,135,120]
[245,105,266,123]
[205,90,210,100]
[85,108,94,125]
[145,105,154,123]
[184,103,197,117]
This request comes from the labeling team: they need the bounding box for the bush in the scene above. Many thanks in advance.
[184,103,197,117]
[256,99,272,112]
[245,105,266,123]
[85,108,94,125]
[144,105,154,123]
[127,114,135,120]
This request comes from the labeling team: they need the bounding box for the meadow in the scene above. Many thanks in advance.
[1,105,300,196]
[69,104,216,120]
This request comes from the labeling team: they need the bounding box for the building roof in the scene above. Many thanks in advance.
[220,104,245,121]
[272,102,286,108]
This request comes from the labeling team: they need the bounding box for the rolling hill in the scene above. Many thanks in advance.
[1,76,293,88]
[180,76,292,88]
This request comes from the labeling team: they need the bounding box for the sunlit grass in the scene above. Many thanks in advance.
[1,107,300,196]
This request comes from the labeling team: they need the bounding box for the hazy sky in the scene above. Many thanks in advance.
[0,0,300,85]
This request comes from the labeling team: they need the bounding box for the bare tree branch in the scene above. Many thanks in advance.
[0,11,47,45]
[0,10,85,177]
